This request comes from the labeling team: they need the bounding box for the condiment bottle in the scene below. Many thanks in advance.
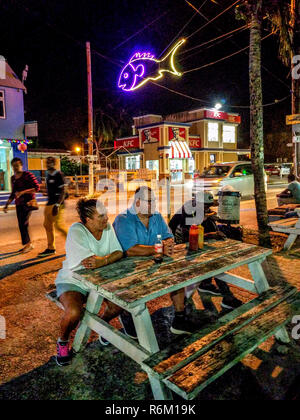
[198,225,204,249]
[189,225,199,251]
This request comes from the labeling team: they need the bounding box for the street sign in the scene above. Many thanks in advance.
[287,143,293,147]
[286,114,300,125]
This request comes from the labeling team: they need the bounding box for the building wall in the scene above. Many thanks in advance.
[0,87,24,139]
[223,152,238,162]
[28,156,61,171]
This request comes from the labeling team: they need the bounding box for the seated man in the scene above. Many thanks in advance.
[113,186,198,335]
[277,174,300,206]
[169,191,242,310]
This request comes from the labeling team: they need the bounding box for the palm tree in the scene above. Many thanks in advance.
[235,0,294,241]
[235,0,269,240]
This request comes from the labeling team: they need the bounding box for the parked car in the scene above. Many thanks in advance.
[264,164,280,177]
[279,163,293,176]
[193,162,268,198]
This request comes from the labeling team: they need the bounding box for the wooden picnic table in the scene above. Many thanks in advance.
[68,238,294,400]
[269,217,300,250]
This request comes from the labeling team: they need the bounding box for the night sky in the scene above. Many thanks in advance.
[0,0,292,151]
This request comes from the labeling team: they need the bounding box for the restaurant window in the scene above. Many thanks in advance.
[208,122,219,142]
[125,155,140,170]
[223,124,236,143]
[0,91,6,119]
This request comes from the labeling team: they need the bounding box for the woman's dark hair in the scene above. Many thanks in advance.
[76,198,97,224]
[11,157,23,165]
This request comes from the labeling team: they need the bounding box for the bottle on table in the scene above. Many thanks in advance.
[154,234,163,263]
[198,225,204,249]
[189,225,199,251]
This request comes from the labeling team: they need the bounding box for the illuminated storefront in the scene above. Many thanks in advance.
[115,109,249,183]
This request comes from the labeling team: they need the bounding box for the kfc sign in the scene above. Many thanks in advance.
[114,136,139,149]
[203,110,241,124]
[204,110,228,120]
[141,127,160,143]
[169,126,187,141]
[189,137,202,149]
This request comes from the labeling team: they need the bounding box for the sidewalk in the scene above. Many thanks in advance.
[0,231,300,399]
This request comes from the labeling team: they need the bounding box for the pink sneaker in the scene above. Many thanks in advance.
[56,340,73,366]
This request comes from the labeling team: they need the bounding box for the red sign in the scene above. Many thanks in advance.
[141,127,160,143]
[189,137,202,149]
[114,136,139,149]
[203,110,241,124]
[227,114,241,124]
[203,110,228,120]
[169,126,187,141]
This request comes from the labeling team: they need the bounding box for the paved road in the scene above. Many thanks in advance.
[0,185,285,247]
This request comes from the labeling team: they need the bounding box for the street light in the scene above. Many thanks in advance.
[75,146,82,176]
[214,103,222,110]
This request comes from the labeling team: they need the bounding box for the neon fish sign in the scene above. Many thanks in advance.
[118,39,186,92]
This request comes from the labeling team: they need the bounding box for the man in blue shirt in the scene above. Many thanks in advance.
[113,186,198,335]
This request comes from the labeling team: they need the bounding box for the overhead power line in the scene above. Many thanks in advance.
[180,22,250,57]
[159,0,211,57]
[185,0,242,40]
[183,32,274,74]
[113,10,170,51]
[152,80,290,109]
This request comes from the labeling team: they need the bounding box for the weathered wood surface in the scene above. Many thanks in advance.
[102,242,256,294]
[165,293,300,399]
[143,285,296,377]
[268,204,300,216]
[116,245,271,306]
[72,239,238,288]
[269,218,300,231]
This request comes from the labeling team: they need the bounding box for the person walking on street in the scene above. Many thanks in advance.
[3,157,40,253]
[38,157,68,257]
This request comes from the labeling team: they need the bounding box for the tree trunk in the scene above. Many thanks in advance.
[249,2,269,239]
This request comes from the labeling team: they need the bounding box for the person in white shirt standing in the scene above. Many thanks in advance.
[55,198,124,366]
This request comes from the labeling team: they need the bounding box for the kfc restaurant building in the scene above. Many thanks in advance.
[114,108,249,183]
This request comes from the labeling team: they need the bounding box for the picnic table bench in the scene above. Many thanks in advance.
[269,217,300,251]
[268,204,300,223]
[47,239,299,400]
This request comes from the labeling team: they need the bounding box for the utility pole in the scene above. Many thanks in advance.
[291,0,300,177]
[86,42,94,195]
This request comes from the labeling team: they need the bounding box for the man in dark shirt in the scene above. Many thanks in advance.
[38,157,68,257]
[169,191,242,310]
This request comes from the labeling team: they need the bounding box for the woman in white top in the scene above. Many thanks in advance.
[55,198,124,366]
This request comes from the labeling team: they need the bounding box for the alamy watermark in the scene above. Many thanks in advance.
[95,178,205,226]
[0,55,5,79]
[0,315,6,339]
[292,315,300,340]
[292,55,300,80]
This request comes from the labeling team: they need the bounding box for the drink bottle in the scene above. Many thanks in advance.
[189,225,199,251]
[154,234,163,263]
